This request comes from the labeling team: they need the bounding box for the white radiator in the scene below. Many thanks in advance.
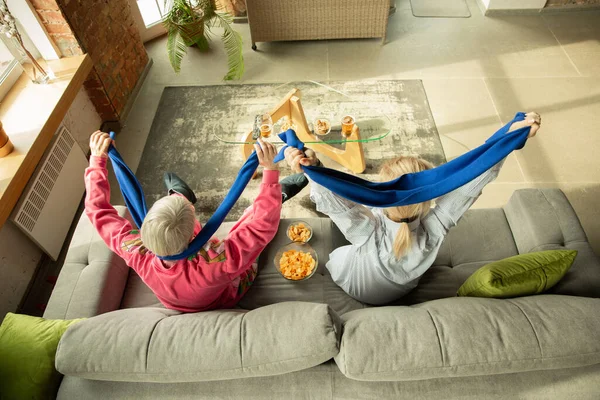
[12,126,88,260]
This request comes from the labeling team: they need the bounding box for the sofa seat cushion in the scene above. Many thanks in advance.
[238,218,366,315]
[335,295,600,381]
[229,211,523,311]
[115,218,365,315]
[116,218,365,315]
[119,268,164,309]
[56,302,340,382]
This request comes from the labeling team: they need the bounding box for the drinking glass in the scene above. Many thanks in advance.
[259,113,273,138]
[341,115,355,136]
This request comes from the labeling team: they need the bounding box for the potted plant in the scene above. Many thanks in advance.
[163,0,244,80]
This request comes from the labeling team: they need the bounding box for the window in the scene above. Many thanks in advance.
[137,0,173,27]
[130,0,172,42]
[0,39,15,75]
[0,37,20,100]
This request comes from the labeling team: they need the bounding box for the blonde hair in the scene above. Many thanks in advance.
[141,196,196,257]
[380,156,433,259]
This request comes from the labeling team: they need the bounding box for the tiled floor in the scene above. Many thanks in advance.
[118,0,600,254]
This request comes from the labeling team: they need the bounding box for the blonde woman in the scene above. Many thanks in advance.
[284,112,541,305]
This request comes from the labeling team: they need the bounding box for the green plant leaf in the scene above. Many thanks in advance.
[166,0,204,26]
[163,0,243,78]
[166,25,187,73]
[212,11,244,80]
[194,34,211,52]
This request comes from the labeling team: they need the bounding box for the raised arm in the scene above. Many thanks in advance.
[309,178,377,246]
[224,139,282,275]
[426,159,505,234]
[426,112,541,235]
[84,132,139,265]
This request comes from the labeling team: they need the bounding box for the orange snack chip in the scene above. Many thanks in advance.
[279,250,316,280]
[287,223,311,242]
[315,119,331,135]
[280,116,296,132]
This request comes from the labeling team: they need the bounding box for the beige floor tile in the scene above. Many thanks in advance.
[325,38,411,81]
[423,79,525,182]
[242,40,330,83]
[485,77,600,183]
[556,51,600,78]
[543,11,600,77]
[109,78,166,204]
[119,82,166,172]
[145,37,234,85]
[394,0,414,10]
[328,5,578,80]
[146,23,329,85]
[422,79,498,131]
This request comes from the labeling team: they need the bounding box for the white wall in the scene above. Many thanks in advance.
[0,88,101,321]
[481,0,548,10]
[63,88,104,154]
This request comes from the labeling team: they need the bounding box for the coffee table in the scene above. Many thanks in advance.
[213,81,393,173]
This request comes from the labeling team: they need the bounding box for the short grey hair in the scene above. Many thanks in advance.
[141,196,196,257]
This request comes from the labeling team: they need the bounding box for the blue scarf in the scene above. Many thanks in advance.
[107,112,530,260]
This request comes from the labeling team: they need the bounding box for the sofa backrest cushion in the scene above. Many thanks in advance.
[503,189,600,298]
[335,295,600,381]
[56,302,340,382]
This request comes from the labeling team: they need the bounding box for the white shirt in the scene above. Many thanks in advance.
[309,161,504,305]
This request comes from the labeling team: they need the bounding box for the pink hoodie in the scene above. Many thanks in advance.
[84,156,281,312]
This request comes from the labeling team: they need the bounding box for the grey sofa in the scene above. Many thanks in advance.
[45,189,600,399]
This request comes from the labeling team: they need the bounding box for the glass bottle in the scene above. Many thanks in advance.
[8,30,53,84]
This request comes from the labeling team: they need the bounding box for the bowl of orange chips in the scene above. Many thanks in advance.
[313,118,331,136]
[274,242,318,281]
[286,221,313,243]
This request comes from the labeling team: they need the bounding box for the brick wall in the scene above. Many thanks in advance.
[29,0,82,57]
[29,0,149,121]
[545,0,600,6]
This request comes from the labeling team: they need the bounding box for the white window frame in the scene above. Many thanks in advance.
[128,0,171,43]
[0,59,21,99]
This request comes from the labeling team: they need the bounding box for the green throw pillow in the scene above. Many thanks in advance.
[0,313,84,400]
[457,250,577,298]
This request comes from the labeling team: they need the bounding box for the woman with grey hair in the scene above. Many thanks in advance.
[84,133,283,312]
